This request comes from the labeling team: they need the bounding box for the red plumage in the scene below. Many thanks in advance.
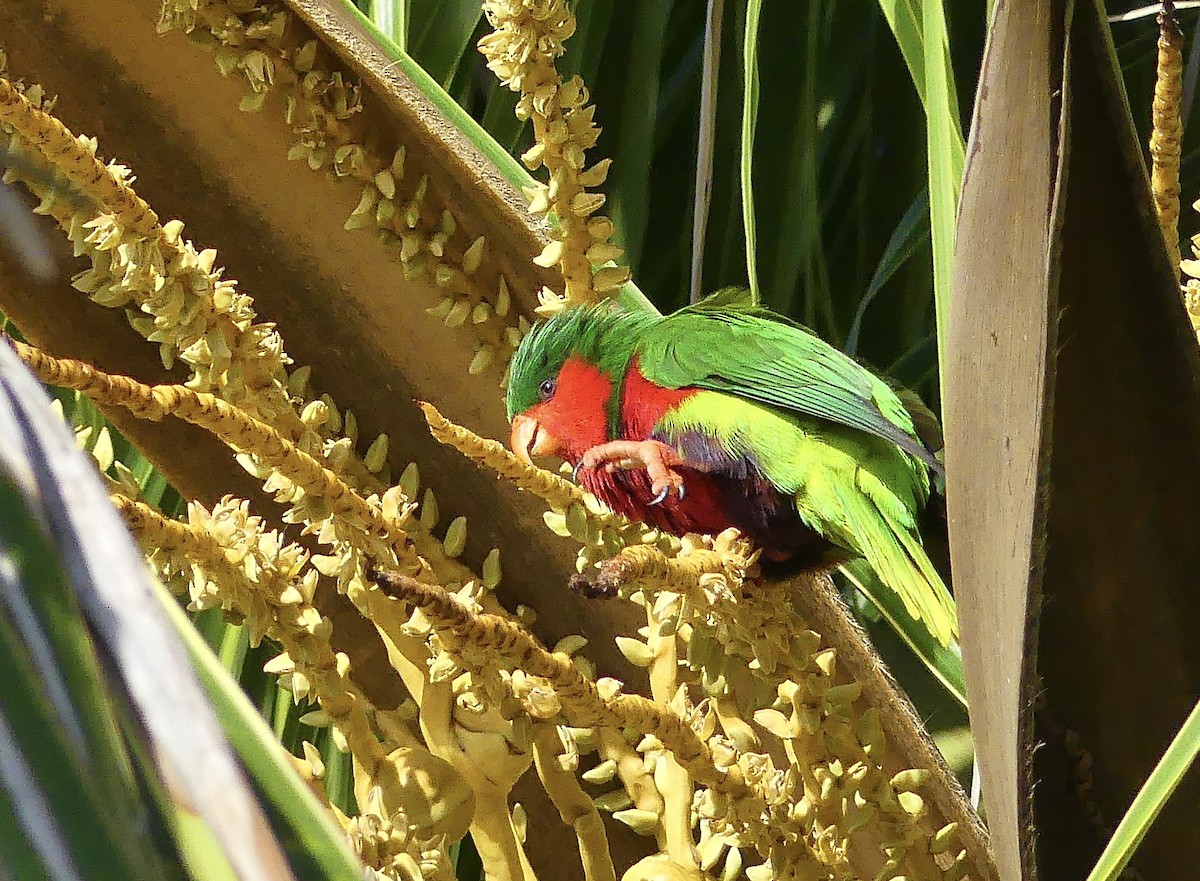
[578,466,736,537]
[618,359,695,438]
[529,356,737,535]
[519,356,610,461]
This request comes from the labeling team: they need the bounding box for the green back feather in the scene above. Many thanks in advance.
[635,294,940,471]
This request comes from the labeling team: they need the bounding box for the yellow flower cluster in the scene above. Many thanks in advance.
[0,70,286,412]
[4,25,620,881]
[419,410,975,881]
[344,783,456,881]
[26,332,545,880]
[0,51,498,597]
[479,0,630,307]
[1150,6,1184,272]
[157,0,527,381]
[109,492,466,875]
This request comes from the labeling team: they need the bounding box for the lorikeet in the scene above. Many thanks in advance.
[505,291,958,646]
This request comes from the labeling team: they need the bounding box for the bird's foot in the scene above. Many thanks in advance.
[573,440,686,504]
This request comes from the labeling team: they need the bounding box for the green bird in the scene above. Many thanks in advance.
[506,290,957,646]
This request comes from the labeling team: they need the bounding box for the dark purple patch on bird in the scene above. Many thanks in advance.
[577,429,843,571]
[664,430,839,566]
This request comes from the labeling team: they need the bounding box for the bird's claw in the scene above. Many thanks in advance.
[648,480,685,506]
[574,440,687,504]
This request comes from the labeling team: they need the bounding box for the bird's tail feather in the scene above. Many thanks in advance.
[833,485,959,647]
[887,513,958,642]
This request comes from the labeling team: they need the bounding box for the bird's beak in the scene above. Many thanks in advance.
[510,413,559,464]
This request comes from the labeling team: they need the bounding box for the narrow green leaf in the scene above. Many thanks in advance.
[845,189,932,355]
[153,579,364,881]
[319,731,355,817]
[757,0,840,330]
[0,711,87,881]
[886,331,939,389]
[370,0,407,54]
[408,0,481,89]
[131,452,171,506]
[0,476,141,802]
[690,0,724,302]
[218,622,250,678]
[274,680,298,742]
[709,0,755,292]
[167,809,241,881]
[0,478,168,881]
[0,491,153,881]
[877,0,927,102]
[920,0,961,372]
[839,559,967,709]
[0,761,56,881]
[876,0,964,117]
[877,0,965,370]
[480,85,528,154]
[0,343,295,881]
[240,639,284,721]
[193,606,232,652]
[606,0,674,272]
[560,0,616,87]
[111,700,234,881]
[1085,699,1200,881]
[741,0,764,304]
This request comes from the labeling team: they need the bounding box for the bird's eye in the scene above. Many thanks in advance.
[538,378,557,401]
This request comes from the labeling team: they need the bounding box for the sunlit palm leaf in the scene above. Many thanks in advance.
[1086,699,1200,881]
[155,581,364,880]
[0,340,299,881]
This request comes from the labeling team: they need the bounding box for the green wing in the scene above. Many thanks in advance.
[637,302,940,471]
[656,391,958,646]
